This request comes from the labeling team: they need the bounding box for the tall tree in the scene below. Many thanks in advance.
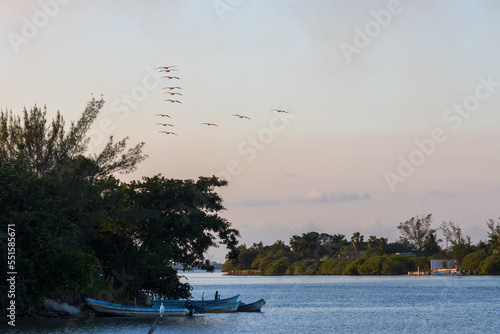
[397,214,433,252]
[351,232,364,252]
[0,97,147,180]
[486,218,500,252]
[421,229,441,256]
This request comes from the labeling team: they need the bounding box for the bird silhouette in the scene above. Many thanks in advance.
[157,68,177,73]
[162,87,182,90]
[164,99,182,103]
[163,92,182,96]
[163,76,180,80]
[159,131,178,135]
[156,123,174,127]
[155,114,172,118]
[271,109,288,113]
[233,114,251,119]
[156,66,177,70]
[201,123,219,127]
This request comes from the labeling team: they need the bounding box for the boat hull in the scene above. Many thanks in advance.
[152,294,240,307]
[198,301,241,313]
[86,298,188,317]
[237,299,266,312]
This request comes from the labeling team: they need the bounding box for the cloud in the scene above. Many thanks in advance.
[232,190,371,207]
[293,190,371,204]
[231,196,281,207]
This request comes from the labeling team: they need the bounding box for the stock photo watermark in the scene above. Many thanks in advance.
[6,223,16,327]
[7,0,72,54]
[213,0,243,21]
[211,111,296,181]
[384,74,499,192]
[339,0,410,64]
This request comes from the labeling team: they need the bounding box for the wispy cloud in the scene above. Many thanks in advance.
[232,190,371,207]
[292,190,371,204]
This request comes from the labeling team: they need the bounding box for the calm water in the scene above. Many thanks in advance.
[4,272,500,334]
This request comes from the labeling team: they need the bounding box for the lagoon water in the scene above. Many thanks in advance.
[4,272,500,334]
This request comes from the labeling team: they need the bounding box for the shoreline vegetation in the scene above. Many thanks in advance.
[221,218,500,277]
[1,100,499,323]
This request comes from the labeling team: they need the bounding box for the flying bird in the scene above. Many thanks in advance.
[162,87,182,90]
[156,123,174,127]
[156,66,177,71]
[271,109,288,113]
[157,68,177,73]
[232,114,251,120]
[201,123,218,126]
[155,114,172,118]
[164,99,182,103]
[159,131,178,135]
[163,92,182,96]
[163,76,180,80]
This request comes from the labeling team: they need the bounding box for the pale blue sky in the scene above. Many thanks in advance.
[2,1,500,261]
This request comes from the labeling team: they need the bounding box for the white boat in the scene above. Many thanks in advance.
[86,298,189,317]
[237,299,266,312]
[152,294,240,307]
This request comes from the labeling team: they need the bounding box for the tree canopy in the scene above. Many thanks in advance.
[0,99,240,316]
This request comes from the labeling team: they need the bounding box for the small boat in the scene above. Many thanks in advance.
[237,299,266,312]
[152,294,240,307]
[86,298,189,317]
[196,301,241,313]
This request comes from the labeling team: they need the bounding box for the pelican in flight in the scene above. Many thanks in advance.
[201,123,218,126]
[271,109,288,113]
[162,87,182,90]
[164,92,183,96]
[159,131,178,135]
[163,76,180,80]
[156,66,177,71]
[233,114,251,120]
[155,114,172,118]
[156,123,174,127]
[164,99,182,103]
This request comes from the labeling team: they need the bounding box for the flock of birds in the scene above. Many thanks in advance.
[154,65,289,136]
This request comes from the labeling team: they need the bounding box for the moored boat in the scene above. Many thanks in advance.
[237,299,266,312]
[197,301,241,313]
[152,294,240,307]
[86,298,189,317]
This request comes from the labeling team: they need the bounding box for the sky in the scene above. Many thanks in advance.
[1,0,500,262]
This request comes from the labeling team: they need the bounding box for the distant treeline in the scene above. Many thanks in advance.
[222,215,500,275]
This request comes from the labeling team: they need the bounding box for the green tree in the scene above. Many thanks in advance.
[462,249,489,271]
[478,255,500,275]
[0,98,147,180]
[88,175,240,299]
[486,218,500,253]
[351,232,364,252]
[0,158,98,312]
[421,229,441,257]
[397,214,433,252]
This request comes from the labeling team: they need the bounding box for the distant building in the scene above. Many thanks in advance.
[431,259,457,271]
